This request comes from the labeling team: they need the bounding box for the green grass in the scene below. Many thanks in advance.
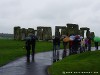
[0,39,54,67]
[49,51,100,75]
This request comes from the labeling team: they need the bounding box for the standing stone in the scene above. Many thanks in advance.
[37,26,52,40]
[80,27,90,38]
[67,24,79,35]
[55,26,67,37]
[37,27,44,40]
[14,26,21,40]
[21,28,26,40]
[43,27,52,40]
[13,24,94,41]
[27,28,34,36]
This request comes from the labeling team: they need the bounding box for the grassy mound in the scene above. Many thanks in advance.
[49,51,100,75]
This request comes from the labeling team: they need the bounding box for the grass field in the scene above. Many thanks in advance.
[0,39,98,68]
[0,39,54,67]
[49,51,100,75]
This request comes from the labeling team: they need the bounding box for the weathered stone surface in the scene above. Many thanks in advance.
[14,24,94,40]
[14,26,35,40]
[27,28,34,36]
[20,28,26,40]
[55,24,79,37]
[67,23,79,35]
[55,26,67,37]
[80,27,90,38]
[37,26,43,40]
[37,26,52,40]
[14,26,21,40]
[43,27,52,40]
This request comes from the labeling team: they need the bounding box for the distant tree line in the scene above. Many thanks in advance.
[0,33,14,39]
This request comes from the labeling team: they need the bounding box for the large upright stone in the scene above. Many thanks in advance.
[37,26,52,40]
[55,26,67,37]
[43,27,52,40]
[67,23,79,35]
[20,28,26,40]
[14,26,21,40]
[80,27,90,38]
[27,28,34,36]
[14,27,35,40]
[37,26,44,40]
[13,24,94,41]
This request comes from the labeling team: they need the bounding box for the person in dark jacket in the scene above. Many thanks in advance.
[95,42,99,50]
[29,34,37,61]
[25,34,36,62]
[25,37,31,62]
[87,37,91,51]
[53,36,60,62]
[53,36,60,50]
[72,36,81,54]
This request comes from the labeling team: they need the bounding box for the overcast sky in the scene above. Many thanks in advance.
[0,0,100,36]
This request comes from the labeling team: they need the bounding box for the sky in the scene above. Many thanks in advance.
[0,0,100,36]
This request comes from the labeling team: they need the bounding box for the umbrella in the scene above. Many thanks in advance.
[78,35,83,40]
[25,36,31,40]
[80,36,83,39]
[63,36,71,42]
[70,35,75,40]
[94,36,100,42]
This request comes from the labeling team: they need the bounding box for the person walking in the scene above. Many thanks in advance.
[29,34,37,61]
[25,36,31,62]
[53,36,60,62]
[25,34,37,62]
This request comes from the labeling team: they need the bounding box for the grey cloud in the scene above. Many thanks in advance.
[0,0,100,36]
